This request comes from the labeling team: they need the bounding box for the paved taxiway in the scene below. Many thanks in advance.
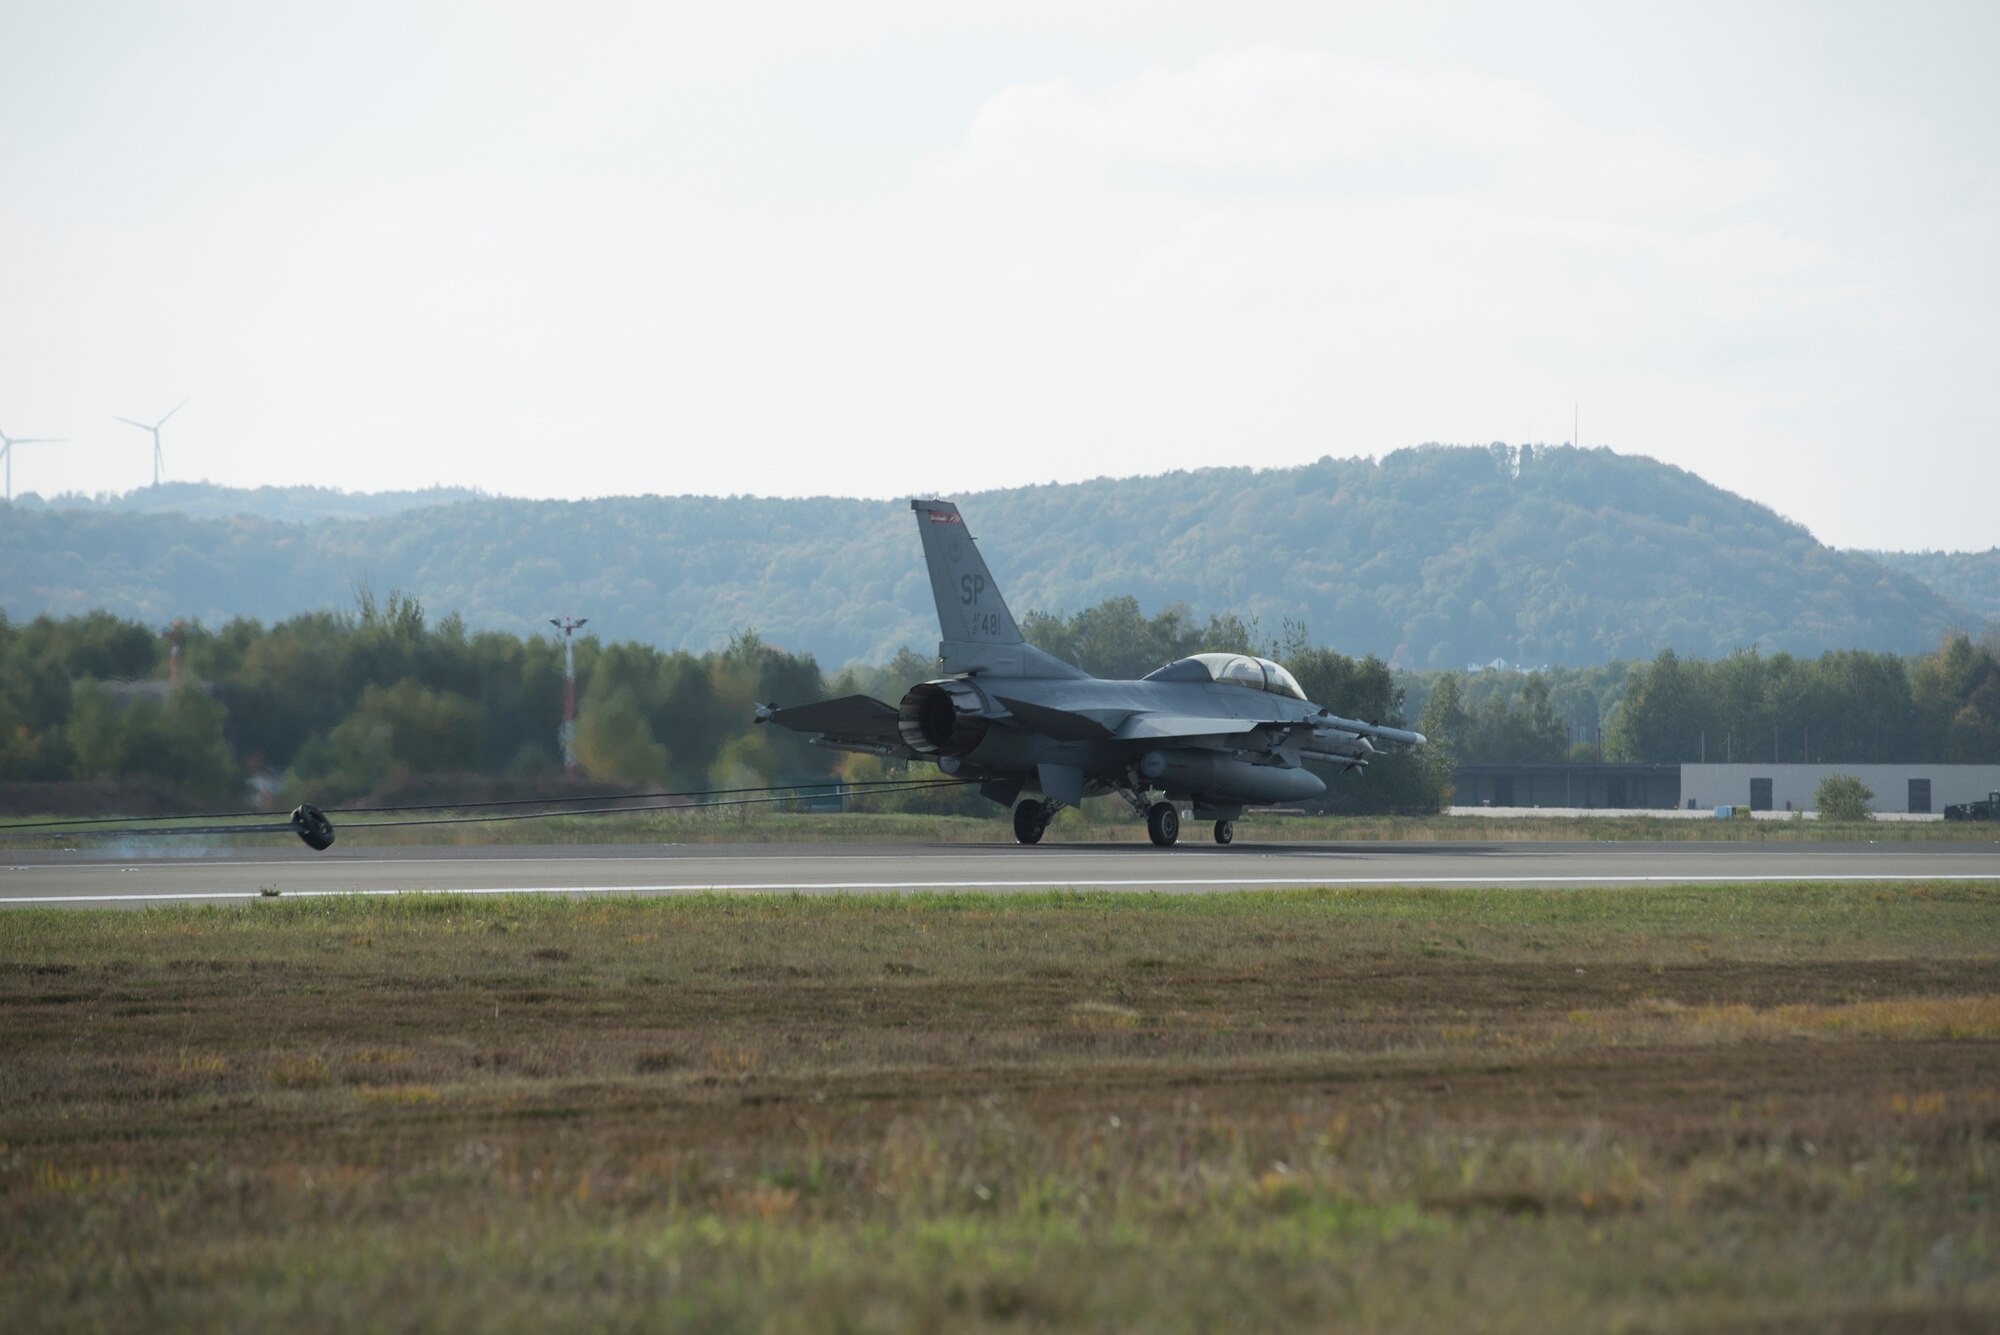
[4,838,1998,906]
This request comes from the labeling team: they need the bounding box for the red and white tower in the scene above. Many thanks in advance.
[548,616,588,774]
[162,619,185,689]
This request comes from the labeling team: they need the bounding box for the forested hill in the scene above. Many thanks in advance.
[0,445,1979,668]
[11,481,485,523]
[1863,548,2000,626]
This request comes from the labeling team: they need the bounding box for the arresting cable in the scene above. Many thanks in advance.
[0,776,979,851]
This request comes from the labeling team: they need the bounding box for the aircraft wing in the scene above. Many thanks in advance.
[992,695,1123,742]
[1114,711,1426,750]
[993,697,1289,746]
[754,695,919,759]
[1112,714,1269,741]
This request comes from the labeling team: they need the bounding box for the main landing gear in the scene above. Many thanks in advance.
[1015,795,1231,849]
[1013,799,1055,845]
[1146,807,1234,847]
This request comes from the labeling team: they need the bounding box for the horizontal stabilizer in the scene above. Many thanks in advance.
[759,694,900,740]
[993,695,1122,742]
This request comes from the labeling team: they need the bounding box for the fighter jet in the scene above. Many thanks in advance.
[754,499,1425,846]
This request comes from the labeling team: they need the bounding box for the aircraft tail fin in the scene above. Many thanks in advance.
[912,499,1022,647]
[910,500,1085,679]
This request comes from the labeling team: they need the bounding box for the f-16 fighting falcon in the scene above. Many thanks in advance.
[755,500,1425,846]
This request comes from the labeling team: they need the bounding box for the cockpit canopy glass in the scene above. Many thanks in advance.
[1145,652,1307,700]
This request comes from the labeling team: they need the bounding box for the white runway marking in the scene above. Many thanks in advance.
[4,871,1997,905]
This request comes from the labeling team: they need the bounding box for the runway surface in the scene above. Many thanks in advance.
[4,837,1999,906]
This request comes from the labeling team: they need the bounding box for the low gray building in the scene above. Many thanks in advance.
[1454,763,1680,810]
[1680,764,2000,814]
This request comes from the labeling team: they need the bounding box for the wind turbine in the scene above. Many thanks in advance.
[0,428,66,503]
[112,398,188,486]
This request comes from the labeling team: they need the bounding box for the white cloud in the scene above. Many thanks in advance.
[940,46,1775,218]
[929,49,1845,387]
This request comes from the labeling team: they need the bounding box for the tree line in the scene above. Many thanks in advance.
[1405,634,2000,780]
[0,596,1431,816]
[2,598,1992,820]
[1597,638,1999,765]
[0,597,829,810]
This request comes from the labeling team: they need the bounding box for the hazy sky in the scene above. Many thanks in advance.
[3,1,1995,550]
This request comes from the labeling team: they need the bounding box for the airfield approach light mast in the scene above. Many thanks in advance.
[162,620,185,689]
[549,616,588,774]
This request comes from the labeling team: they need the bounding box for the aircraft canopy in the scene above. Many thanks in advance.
[1145,652,1306,700]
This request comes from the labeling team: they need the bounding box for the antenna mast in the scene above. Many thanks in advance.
[549,616,589,774]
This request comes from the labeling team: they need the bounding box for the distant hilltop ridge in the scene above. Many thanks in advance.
[1862,548,2000,626]
[9,481,488,524]
[0,445,1987,668]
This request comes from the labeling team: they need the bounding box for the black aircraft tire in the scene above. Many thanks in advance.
[1146,801,1180,847]
[1013,801,1046,846]
[1214,820,1234,845]
[290,803,335,852]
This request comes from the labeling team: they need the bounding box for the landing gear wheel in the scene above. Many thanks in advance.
[1145,801,1181,847]
[290,803,335,852]
[1013,800,1048,845]
[1214,820,1234,846]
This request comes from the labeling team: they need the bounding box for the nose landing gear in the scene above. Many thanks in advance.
[1213,820,1234,845]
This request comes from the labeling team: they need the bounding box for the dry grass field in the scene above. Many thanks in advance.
[3,883,1996,1331]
